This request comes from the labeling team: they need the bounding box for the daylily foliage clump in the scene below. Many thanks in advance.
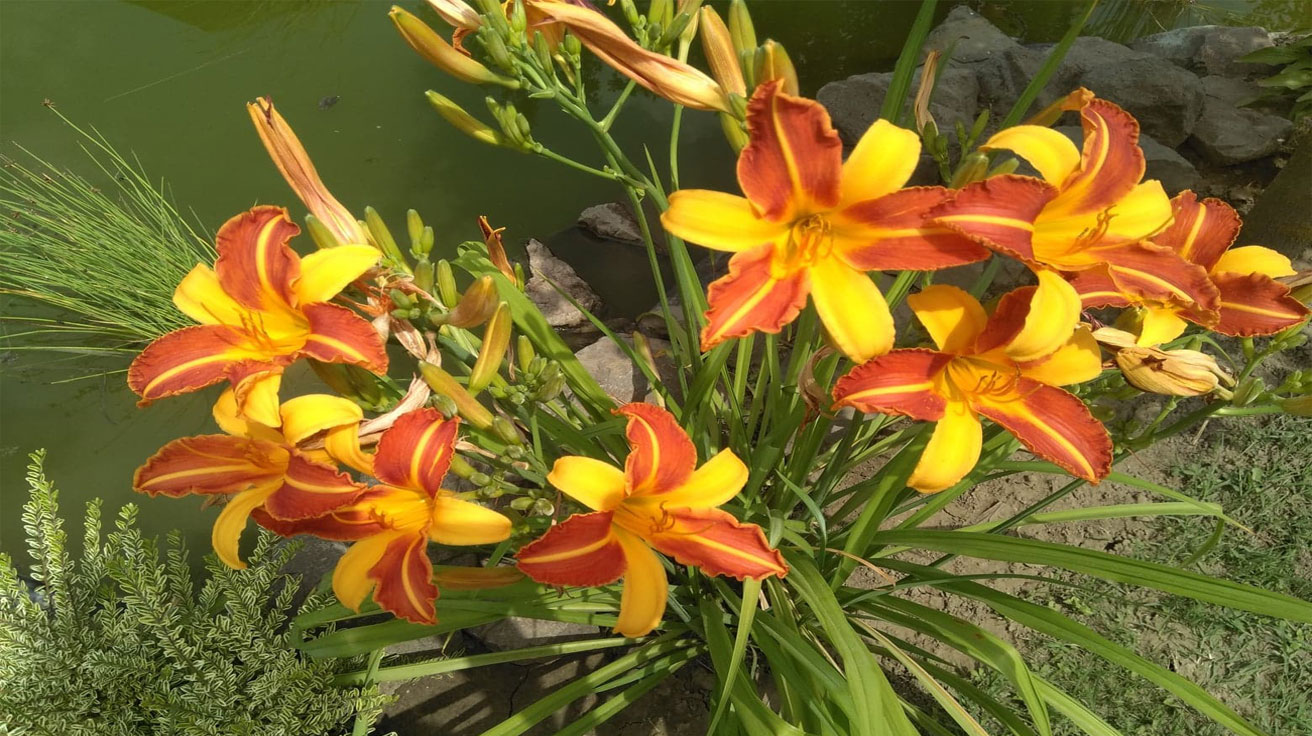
[121,1,1311,734]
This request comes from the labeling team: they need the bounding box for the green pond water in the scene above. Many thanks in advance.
[1,0,1302,567]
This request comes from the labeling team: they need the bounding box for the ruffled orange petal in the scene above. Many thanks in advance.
[133,435,287,498]
[372,409,459,497]
[252,488,391,541]
[974,379,1112,484]
[1155,191,1239,271]
[833,187,990,271]
[213,206,302,312]
[516,511,627,587]
[1212,273,1310,337]
[930,175,1057,264]
[128,325,254,403]
[1044,97,1145,218]
[832,349,951,421]
[260,452,365,520]
[370,532,438,624]
[1089,241,1220,319]
[643,507,787,580]
[737,81,842,221]
[700,244,811,350]
[300,303,389,373]
[616,403,697,497]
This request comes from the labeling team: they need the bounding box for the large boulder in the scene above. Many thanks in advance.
[1131,25,1276,78]
[1055,126,1197,195]
[817,64,978,147]
[574,333,677,403]
[578,202,643,245]
[1033,36,1147,108]
[1077,56,1205,147]
[1187,79,1293,165]
[922,6,1041,110]
[525,238,602,336]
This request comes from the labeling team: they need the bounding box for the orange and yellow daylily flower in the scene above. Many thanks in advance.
[527,0,731,113]
[931,89,1217,360]
[834,285,1112,493]
[133,390,368,569]
[660,81,989,362]
[1070,191,1308,345]
[128,206,387,428]
[255,409,512,624]
[516,403,787,638]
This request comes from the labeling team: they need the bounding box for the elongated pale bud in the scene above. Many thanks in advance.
[364,206,410,269]
[913,50,940,135]
[247,97,369,247]
[436,260,460,308]
[491,415,521,445]
[950,152,991,189]
[727,0,756,58]
[699,7,745,97]
[426,90,503,146]
[719,112,749,152]
[420,361,495,429]
[469,302,512,393]
[754,40,798,95]
[304,214,344,250]
[1281,395,1312,416]
[390,6,519,87]
[477,216,518,284]
[648,0,672,26]
[516,334,535,372]
[446,275,500,328]
[426,0,481,30]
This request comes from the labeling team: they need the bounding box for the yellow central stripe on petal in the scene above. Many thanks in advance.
[306,333,367,361]
[712,276,786,343]
[517,530,616,564]
[141,463,270,487]
[400,538,429,619]
[1080,290,1124,301]
[770,92,804,210]
[1219,300,1297,318]
[284,476,350,494]
[841,382,935,403]
[255,215,285,304]
[1112,268,1191,301]
[409,421,443,491]
[1176,200,1207,262]
[633,419,660,492]
[933,215,1036,231]
[142,353,240,395]
[1007,402,1093,477]
[672,532,781,571]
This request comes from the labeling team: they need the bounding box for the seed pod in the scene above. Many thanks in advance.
[469,302,512,393]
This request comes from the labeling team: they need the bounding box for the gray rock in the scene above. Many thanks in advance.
[817,64,978,148]
[524,238,602,330]
[1033,36,1149,108]
[1188,90,1293,165]
[1054,126,1197,195]
[469,617,600,652]
[1079,57,1204,146]
[578,202,643,244]
[1198,74,1262,106]
[923,6,1040,111]
[574,333,677,403]
[1131,25,1276,78]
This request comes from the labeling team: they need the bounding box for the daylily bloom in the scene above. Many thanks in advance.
[931,89,1217,361]
[1070,191,1308,345]
[255,409,513,623]
[660,81,989,362]
[247,97,370,247]
[134,390,367,569]
[516,403,787,638]
[526,0,732,113]
[834,285,1112,493]
[128,206,387,428]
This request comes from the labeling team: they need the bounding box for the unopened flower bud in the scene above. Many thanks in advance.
[950,152,991,189]
[446,275,500,328]
[426,90,504,146]
[727,0,756,58]
[390,6,519,87]
[754,40,798,95]
[1280,395,1312,416]
[420,361,495,429]
[436,260,460,307]
[491,415,521,444]
[304,214,345,251]
[1115,346,1232,397]
[516,334,536,372]
[469,302,512,393]
[699,7,745,97]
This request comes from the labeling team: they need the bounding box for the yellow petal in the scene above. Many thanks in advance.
[646,449,749,509]
[1211,245,1295,278]
[547,456,627,511]
[237,371,284,429]
[840,119,921,204]
[982,125,1080,185]
[325,424,375,476]
[1005,270,1082,363]
[1021,326,1103,386]
[613,528,668,638]
[333,532,399,611]
[907,402,982,493]
[279,394,364,444]
[1102,180,1173,244]
[294,245,380,305]
[173,264,248,326]
[429,495,513,545]
[212,388,283,442]
[1137,306,1188,347]
[810,257,894,363]
[908,285,988,354]
[211,484,277,569]
[660,190,788,252]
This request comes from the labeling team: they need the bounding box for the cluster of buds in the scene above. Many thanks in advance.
[697,1,798,150]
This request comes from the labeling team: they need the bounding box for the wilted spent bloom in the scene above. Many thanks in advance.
[1095,327,1232,397]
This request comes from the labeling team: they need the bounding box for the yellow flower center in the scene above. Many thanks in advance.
[366,487,433,533]
[943,356,1020,403]
[771,214,833,278]
[234,306,311,357]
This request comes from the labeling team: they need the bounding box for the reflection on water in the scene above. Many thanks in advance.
[1,0,1302,564]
